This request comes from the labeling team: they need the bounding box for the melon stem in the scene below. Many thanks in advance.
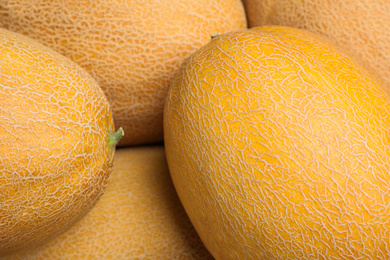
[211,33,219,39]
[108,127,124,150]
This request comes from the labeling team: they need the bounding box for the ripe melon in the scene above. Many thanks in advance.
[242,0,390,93]
[1,146,214,260]
[0,0,247,146]
[0,28,123,256]
[164,25,390,259]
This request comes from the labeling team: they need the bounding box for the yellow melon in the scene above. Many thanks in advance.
[0,0,247,146]
[0,28,123,256]
[164,25,390,259]
[242,0,390,93]
[1,146,214,260]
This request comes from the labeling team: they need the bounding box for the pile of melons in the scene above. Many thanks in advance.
[1,1,390,259]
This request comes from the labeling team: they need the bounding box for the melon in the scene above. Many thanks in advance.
[1,146,214,260]
[0,28,123,256]
[164,25,390,259]
[0,0,247,146]
[242,0,390,93]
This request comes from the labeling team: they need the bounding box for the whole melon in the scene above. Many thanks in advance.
[0,0,247,146]
[164,25,390,259]
[0,28,123,256]
[241,0,390,93]
[1,146,214,260]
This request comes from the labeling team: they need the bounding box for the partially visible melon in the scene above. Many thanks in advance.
[0,0,247,146]
[242,0,390,93]
[1,146,214,260]
[0,28,122,256]
[164,25,390,259]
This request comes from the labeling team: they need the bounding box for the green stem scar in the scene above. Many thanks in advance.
[108,127,124,150]
[211,33,219,39]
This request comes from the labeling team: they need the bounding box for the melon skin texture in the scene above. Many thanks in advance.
[0,0,247,146]
[164,25,390,259]
[0,29,119,256]
[1,146,214,260]
[242,0,390,93]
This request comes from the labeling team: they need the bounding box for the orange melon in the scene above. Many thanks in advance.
[0,0,247,146]
[164,26,390,259]
[242,0,390,93]
[0,28,123,256]
[1,146,214,260]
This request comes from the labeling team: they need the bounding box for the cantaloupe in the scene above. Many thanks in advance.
[242,0,390,93]
[0,0,247,146]
[164,25,390,259]
[0,28,123,256]
[1,146,214,260]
